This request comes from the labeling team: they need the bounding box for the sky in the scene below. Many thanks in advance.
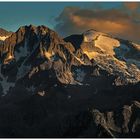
[0,2,140,43]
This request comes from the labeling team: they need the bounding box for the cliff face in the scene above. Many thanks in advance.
[0,25,140,138]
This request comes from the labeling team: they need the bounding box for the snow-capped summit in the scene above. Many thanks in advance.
[66,29,140,85]
[82,29,140,69]
[83,29,107,42]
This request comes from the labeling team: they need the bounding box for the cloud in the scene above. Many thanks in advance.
[54,5,140,43]
[124,2,140,11]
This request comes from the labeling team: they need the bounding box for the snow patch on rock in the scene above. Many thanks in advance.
[17,64,31,80]
[0,65,15,95]
[37,91,45,96]
[83,30,106,42]
[15,39,29,61]
[0,36,9,41]
[26,85,35,92]
[115,43,130,59]
[75,68,86,82]
[132,43,140,51]
[83,30,120,57]
[94,35,120,56]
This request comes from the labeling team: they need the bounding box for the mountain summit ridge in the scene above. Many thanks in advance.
[0,25,140,95]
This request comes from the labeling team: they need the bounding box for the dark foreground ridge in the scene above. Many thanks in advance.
[0,25,140,138]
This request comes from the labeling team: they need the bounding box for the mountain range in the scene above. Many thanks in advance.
[0,25,140,138]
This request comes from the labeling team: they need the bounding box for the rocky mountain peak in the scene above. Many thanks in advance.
[0,25,139,96]
[0,25,140,138]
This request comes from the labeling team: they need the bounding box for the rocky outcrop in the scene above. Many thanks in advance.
[0,28,12,36]
[85,101,140,138]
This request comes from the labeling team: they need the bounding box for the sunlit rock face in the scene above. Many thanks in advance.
[0,28,12,41]
[0,28,12,45]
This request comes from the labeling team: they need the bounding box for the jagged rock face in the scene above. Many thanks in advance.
[0,25,78,95]
[0,26,140,95]
[89,101,140,138]
[0,25,140,138]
